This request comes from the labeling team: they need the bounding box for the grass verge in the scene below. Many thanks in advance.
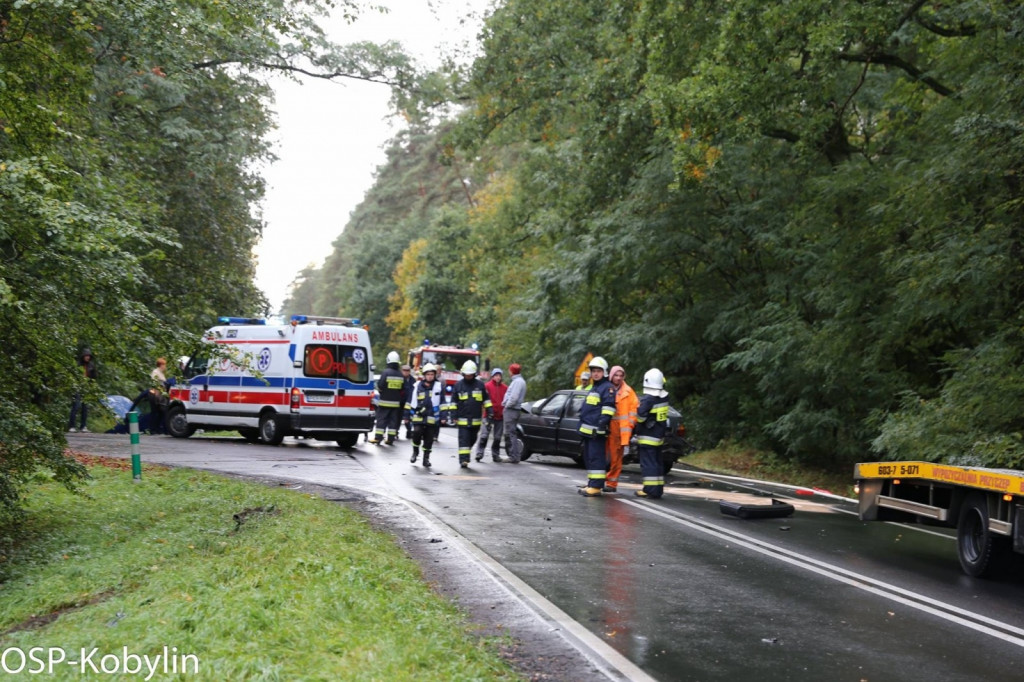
[0,457,518,681]
[683,442,858,498]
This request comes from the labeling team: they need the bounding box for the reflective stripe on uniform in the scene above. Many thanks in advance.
[643,476,665,486]
[636,436,664,446]
[377,400,401,409]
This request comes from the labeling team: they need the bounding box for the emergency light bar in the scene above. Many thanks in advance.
[218,316,266,325]
[290,315,361,326]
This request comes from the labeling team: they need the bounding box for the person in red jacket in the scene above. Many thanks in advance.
[474,367,509,462]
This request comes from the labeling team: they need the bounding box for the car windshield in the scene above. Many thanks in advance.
[420,351,477,372]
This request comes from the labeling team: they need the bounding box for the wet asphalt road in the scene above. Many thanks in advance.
[69,431,1024,681]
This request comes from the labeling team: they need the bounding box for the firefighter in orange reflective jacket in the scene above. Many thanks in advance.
[604,365,638,493]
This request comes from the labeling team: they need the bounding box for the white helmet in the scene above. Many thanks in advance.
[178,356,190,371]
[421,363,438,375]
[643,368,668,397]
[461,360,478,374]
[386,351,400,364]
[589,356,609,372]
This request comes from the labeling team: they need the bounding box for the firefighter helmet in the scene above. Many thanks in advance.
[422,363,438,375]
[589,356,609,372]
[386,351,400,365]
[460,360,478,374]
[643,368,668,397]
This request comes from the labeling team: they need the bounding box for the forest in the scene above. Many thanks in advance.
[3,0,1023,516]
[290,1,1024,475]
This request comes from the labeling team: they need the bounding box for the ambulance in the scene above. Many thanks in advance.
[166,315,374,447]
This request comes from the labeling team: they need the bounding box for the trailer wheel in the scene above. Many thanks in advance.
[958,493,1010,578]
[165,405,195,439]
[258,412,284,446]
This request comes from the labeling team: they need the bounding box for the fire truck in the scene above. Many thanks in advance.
[407,341,481,388]
[855,461,1024,577]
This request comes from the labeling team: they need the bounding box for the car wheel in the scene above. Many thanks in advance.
[571,442,585,467]
[336,433,359,449]
[238,427,260,443]
[258,412,284,446]
[958,493,1011,577]
[518,438,533,461]
[661,454,678,476]
[165,405,195,439]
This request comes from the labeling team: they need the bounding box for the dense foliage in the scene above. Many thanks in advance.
[290,1,1024,472]
[0,0,418,517]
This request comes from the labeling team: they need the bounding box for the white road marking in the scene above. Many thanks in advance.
[620,498,1024,648]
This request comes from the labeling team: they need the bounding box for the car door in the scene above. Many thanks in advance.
[526,392,570,453]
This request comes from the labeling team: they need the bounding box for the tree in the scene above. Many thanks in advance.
[0,0,428,518]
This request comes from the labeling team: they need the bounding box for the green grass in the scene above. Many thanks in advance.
[684,441,858,498]
[0,462,519,681]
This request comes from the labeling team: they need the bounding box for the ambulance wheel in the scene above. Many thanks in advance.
[958,493,1011,578]
[165,406,195,439]
[336,433,359,449]
[258,412,284,446]
[239,428,260,443]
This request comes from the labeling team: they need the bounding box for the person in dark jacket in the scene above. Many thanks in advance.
[68,347,98,432]
[453,360,489,469]
[576,356,616,497]
[634,368,672,499]
[372,351,405,445]
[410,364,443,467]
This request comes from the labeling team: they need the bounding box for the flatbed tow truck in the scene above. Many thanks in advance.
[855,461,1024,577]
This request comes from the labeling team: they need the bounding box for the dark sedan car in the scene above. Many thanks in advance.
[514,389,693,474]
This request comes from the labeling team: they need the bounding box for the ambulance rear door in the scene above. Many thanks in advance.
[295,334,374,431]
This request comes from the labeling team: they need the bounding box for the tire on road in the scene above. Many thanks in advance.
[258,411,285,446]
[238,427,260,443]
[165,405,196,439]
[336,433,359,449]
[958,492,1012,578]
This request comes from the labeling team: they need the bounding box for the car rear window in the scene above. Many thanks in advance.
[565,393,585,417]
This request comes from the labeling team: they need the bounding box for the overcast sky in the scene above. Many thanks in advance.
[255,1,489,312]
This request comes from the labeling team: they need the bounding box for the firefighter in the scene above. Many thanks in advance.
[453,360,489,468]
[372,351,405,444]
[577,356,616,497]
[604,365,638,493]
[634,369,672,498]
[410,364,443,467]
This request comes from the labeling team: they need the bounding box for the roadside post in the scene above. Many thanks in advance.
[128,411,142,482]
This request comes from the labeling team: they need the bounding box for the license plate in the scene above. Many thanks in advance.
[305,392,334,404]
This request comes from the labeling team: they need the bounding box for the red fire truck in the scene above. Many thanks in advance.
[407,341,482,388]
